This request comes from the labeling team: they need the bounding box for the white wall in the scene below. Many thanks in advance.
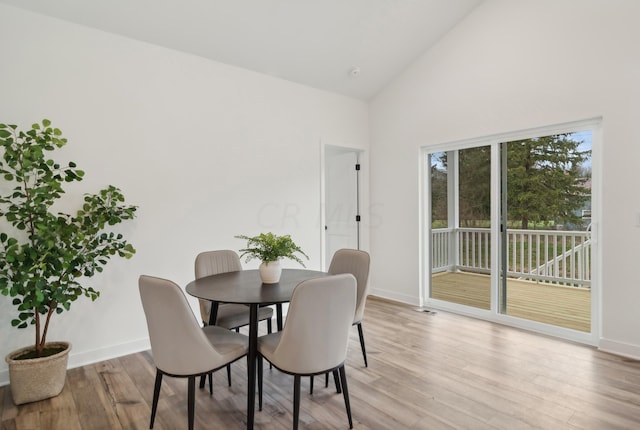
[0,4,369,384]
[369,0,640,358]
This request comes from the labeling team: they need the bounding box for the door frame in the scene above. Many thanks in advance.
[421,118,602,346]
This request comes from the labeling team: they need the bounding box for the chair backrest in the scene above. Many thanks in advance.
[328,249,370,324]
[195,249,243,279]
[139,275,226,375]
[194,250,243,322]
[271,274,356,374]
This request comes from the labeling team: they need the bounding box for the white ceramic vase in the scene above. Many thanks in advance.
[259,260,282,283]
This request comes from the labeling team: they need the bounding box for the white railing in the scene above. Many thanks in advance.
[431,227,591,288]
[431,228,453,273]
[459,228,491,274]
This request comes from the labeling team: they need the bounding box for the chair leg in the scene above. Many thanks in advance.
[266,319,273,369]
[187,376,196,430]
[339,366,353,429]
[357,322,368,367]
[258,355,263,411]
[227,364,232,387]
[293,375,301,430]
[150,370,163,429]
[200,311,211,391]
[276,304,283,331]
[333,369,341,393]
[311,371,335,394]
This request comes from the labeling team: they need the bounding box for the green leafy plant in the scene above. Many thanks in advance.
[236,232,308,266]
[0,119,137,358]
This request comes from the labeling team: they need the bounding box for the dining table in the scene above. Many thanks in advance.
[185,268,328,430]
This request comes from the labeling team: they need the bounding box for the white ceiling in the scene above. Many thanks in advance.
[1,0,482,100]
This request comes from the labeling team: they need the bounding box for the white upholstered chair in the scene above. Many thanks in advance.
[311,248,371,394]
[257,273,357,430]
[328,248,371,366]
[195,250,273,390]
[138,275,248,430]
[195,250,274,332]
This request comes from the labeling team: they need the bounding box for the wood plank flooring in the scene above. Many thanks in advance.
[431,272,591,332]
[2,297,639,429]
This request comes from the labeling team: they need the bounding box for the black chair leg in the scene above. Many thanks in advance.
[187,376,196,430]
[199,374,206,389]
[258,355,263,411]
[357,323,368,367]
[339,366,353,429]
[293,375,301,430]
[208,372,213,394]
[227,364,232,386]
[310,371,335,394]
[333,369,341,393]
[276,304,285,330]
[150,370,163,429]
[266,319,273,369]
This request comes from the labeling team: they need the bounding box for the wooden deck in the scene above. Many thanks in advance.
[431,271,591,332]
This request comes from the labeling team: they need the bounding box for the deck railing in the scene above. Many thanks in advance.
[431,227,591,288]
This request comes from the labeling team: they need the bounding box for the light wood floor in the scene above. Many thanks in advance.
[2,297,639,429]
[432,272,591,332]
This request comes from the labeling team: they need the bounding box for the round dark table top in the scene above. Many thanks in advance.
[185,268,328,305]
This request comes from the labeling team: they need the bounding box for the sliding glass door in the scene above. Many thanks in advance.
[425,122,596,338]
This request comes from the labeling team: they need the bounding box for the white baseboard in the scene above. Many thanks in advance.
[0,338,150,387]
[599,337,640,360]
[368,288,420,306]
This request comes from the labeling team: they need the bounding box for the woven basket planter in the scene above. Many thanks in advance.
[5,341,71,405]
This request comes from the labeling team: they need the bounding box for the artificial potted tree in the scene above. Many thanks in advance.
[0,119,137,404]
[236,232,308,283]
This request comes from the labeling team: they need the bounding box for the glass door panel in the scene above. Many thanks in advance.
[430,146,492,310]
[499,132,592,331]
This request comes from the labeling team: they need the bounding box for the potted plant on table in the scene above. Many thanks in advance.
[236,232,308,283]
[0,119,137,405]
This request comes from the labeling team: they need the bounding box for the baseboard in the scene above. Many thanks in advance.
[0,338,150,387]
[368,287,420,307]
[599,338,640,361]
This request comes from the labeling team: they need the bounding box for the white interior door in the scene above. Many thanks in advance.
[324,145,360,265]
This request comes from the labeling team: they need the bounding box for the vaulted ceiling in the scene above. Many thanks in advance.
[1,0,482,100]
